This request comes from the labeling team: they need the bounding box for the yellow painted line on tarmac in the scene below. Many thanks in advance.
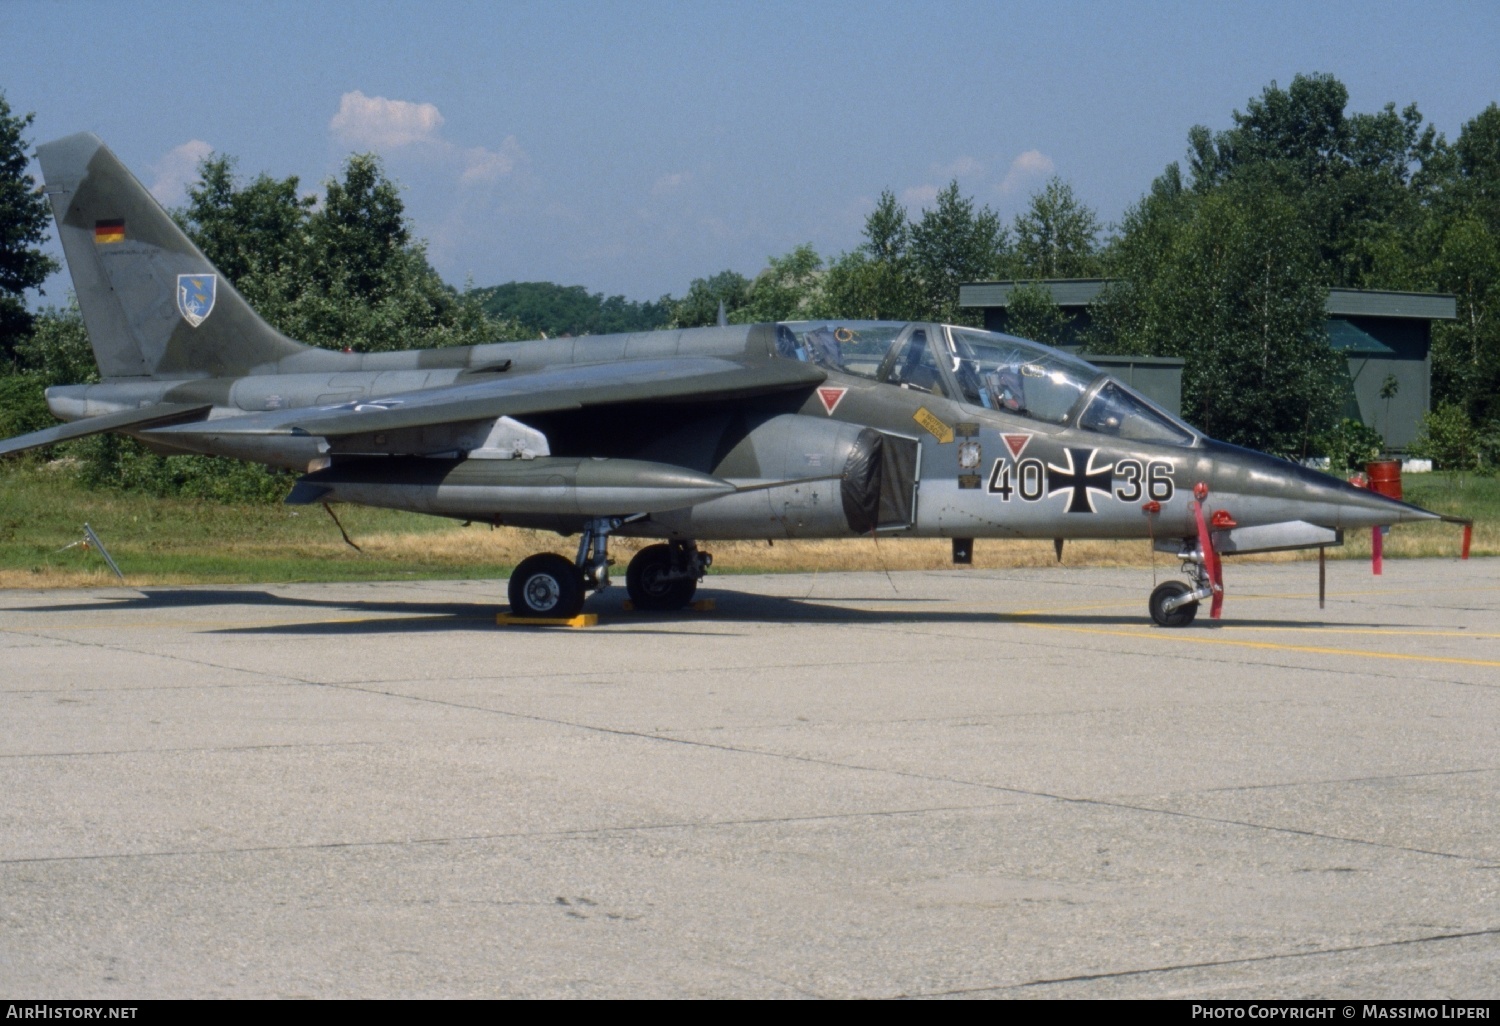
[1216,625,1500,640]
[1023,622,1500,670]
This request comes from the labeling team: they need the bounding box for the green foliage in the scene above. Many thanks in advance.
[733,244,827,323]
[0,304,95,461]
[0,373,52,440]
[13,303,96,387]
[177,151,511,353]
[673,270,752,327]
[1184,73,1436,290]
[1091,182,1342,456]
[474,281,671,337]
[1003,282,1070,347]
[1408,402,1500,473]
[73,433,290,504]
[908,182,1008,323]
[0,93,59,365]
[180,154,313,286]
[821,191,924,320]
[1012,178,1102,279]
[1317,417,1385,473]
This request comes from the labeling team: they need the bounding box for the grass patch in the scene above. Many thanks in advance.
[0,461,1488,588]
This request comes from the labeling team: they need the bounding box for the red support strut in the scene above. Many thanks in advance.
[1191,497,1225,619]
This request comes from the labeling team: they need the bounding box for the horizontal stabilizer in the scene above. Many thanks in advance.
[0,403,211,458]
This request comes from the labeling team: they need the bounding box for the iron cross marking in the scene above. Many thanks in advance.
[1047,447,1115,513]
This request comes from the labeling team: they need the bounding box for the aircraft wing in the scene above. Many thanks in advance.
[0,402,212,458]
[149,356,826,439]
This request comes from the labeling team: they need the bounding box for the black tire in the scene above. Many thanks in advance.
[508,553,586,619]
[1149,580,1198,628]
[626,543,698,611]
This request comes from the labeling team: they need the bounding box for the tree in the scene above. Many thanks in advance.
[474,281,672,337]
[180,154,313,288]
[1091,182,1342,456]
[1013,178,1102,279]
[673,270,751,327]
[823,191,924,320]
[310,153,409,299]
[908,182,1008,323]
[1004,282,1070,347]
[1183,73,1437,288]
[734,244,826,323]
[0,93,58,366]
[13,301,94,387]
[176,151,510,353]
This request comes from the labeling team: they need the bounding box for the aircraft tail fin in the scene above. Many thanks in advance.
[36,133,319,380]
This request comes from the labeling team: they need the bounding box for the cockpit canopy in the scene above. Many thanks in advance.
[775,321,1196,447]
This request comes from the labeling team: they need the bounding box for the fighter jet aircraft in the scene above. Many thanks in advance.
[0,134,1450,625]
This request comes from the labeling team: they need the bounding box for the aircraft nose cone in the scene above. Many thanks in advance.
[1199,439,1441,528]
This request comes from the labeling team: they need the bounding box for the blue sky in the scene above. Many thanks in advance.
[4,0,1498,303]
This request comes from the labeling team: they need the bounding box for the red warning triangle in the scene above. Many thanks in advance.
[817,387,848,415]
[1002,433,1032,458]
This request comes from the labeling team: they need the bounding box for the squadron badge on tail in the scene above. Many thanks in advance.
[176,273,217,327]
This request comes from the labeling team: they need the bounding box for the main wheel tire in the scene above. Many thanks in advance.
[1149,580,1198,628]
[626,543,698,611]
[509,553,586,619]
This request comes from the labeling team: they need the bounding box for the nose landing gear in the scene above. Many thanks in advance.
[1148,489,1224,628]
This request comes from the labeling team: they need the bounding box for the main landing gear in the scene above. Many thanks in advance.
[506,519,711,618]
[626,540,712,611]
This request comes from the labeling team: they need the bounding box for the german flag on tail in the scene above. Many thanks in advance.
[94,219,125,244]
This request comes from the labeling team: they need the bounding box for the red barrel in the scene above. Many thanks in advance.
[1366,459,1402,500]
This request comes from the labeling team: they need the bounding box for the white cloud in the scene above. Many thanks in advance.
[900,184,939,209]
[651,171,693,196]
[329,91,524,189]
[460,138,523,183]
[330,90,444,149]
[998,149,1054,194]
[932,155,984,179]
[149,139,214,205]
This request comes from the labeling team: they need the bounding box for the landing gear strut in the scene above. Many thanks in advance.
[626,540,711,611]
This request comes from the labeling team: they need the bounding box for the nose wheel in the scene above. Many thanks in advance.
[1149,580,1198,627]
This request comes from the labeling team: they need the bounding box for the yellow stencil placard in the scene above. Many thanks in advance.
[913,407,954,443]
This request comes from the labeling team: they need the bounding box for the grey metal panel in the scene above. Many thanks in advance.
[1325,290,1457,320]
[959,279,1109,309]
[1345,354,1428,450]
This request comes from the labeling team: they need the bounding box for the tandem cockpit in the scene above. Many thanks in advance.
[774,321,1199,447]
